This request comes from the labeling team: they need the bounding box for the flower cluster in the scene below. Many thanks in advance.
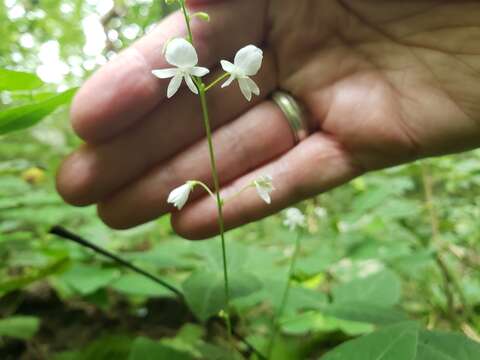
[283,208,306,231]
[167,175,275,211]
[152,38,263,101]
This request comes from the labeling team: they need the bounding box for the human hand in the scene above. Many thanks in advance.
[57,0,480,239]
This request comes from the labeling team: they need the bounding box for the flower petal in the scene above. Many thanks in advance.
[234,45,263,76]
[256,186,272,204]
[190,66,210,77]
[152,68,178,79]
[245,77,260,96]
[184,74,198,94]
[167,183,193,210]
[165,38,199,68]
[167,73,183,98]
[220,60,236,74]
[238,78,252,101]
[221,74,236,88]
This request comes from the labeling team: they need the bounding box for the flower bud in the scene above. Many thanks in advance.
[192,11,210,22]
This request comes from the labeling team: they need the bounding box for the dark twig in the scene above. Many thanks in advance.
[49,225,183,298]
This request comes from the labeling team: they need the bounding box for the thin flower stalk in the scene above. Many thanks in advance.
[177,0,233,339]
[266,231,302,359]
[154,0,267,343]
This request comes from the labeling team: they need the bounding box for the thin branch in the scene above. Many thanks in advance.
[49,226,183,298]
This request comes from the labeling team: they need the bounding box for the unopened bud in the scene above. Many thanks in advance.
[192,11,210,22]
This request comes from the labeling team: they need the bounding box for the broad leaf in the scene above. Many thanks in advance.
[182,269,262,321]
[0,87,77,134]
[128,337,194,360]
[0,68,44,91]
[332,269,402,307]
[0,257,69,296]
[0,316,40,340]
[322,323,480,360]
[110,273,176,298]
[54,335,133,360]
[281,311,373,336]
[60,264,120,295]
[322,322,419,360]
[322,302,409,325]
[416,330,480,360]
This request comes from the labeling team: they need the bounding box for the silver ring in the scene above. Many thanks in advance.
[271,90,309,144]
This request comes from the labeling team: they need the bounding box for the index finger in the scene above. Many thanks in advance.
[72,0,268,143]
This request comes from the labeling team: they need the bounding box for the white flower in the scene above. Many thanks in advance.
[167,181,195,210]
[220,45,263,101]
[253,175,274,204]
[152,38,209,98]
[314,207,328,219]
[283,208,306,231]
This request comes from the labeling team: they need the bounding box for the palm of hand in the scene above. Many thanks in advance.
[269,0,480,171]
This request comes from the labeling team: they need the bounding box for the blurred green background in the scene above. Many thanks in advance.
[1,1,480,359]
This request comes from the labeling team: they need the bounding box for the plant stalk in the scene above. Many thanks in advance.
[198,85,232,338]
[266,230,302,359]
[178,0,232,341]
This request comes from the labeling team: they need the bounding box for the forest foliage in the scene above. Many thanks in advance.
[1,1,480,359]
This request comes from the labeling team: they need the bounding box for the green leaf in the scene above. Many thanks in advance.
[110,273,175,298]
[322,302,409,326]
[416,330,480,360]
[0,257,69,296]
[332,269,402,307]
[0,68,44,91]
[281,311,373,336]
[322,323,480,360]
[128,337,194,360]
[0,316,40,340]
[322,322,419,360]
[54,335,133,360]
[0,87,77,135]
[182,269,262,321]
[59,264,120,295]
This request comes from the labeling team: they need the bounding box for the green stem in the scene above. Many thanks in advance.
[179,0,194,43]
[221,183,253,205]
[192,180,216,200]
[198,84,232,339]
[266,230,303,359]
[177,0,232,342]
[205,72,230,92]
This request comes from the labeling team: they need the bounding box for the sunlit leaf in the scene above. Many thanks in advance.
[0,68,44,91]
[0,87,77,135]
